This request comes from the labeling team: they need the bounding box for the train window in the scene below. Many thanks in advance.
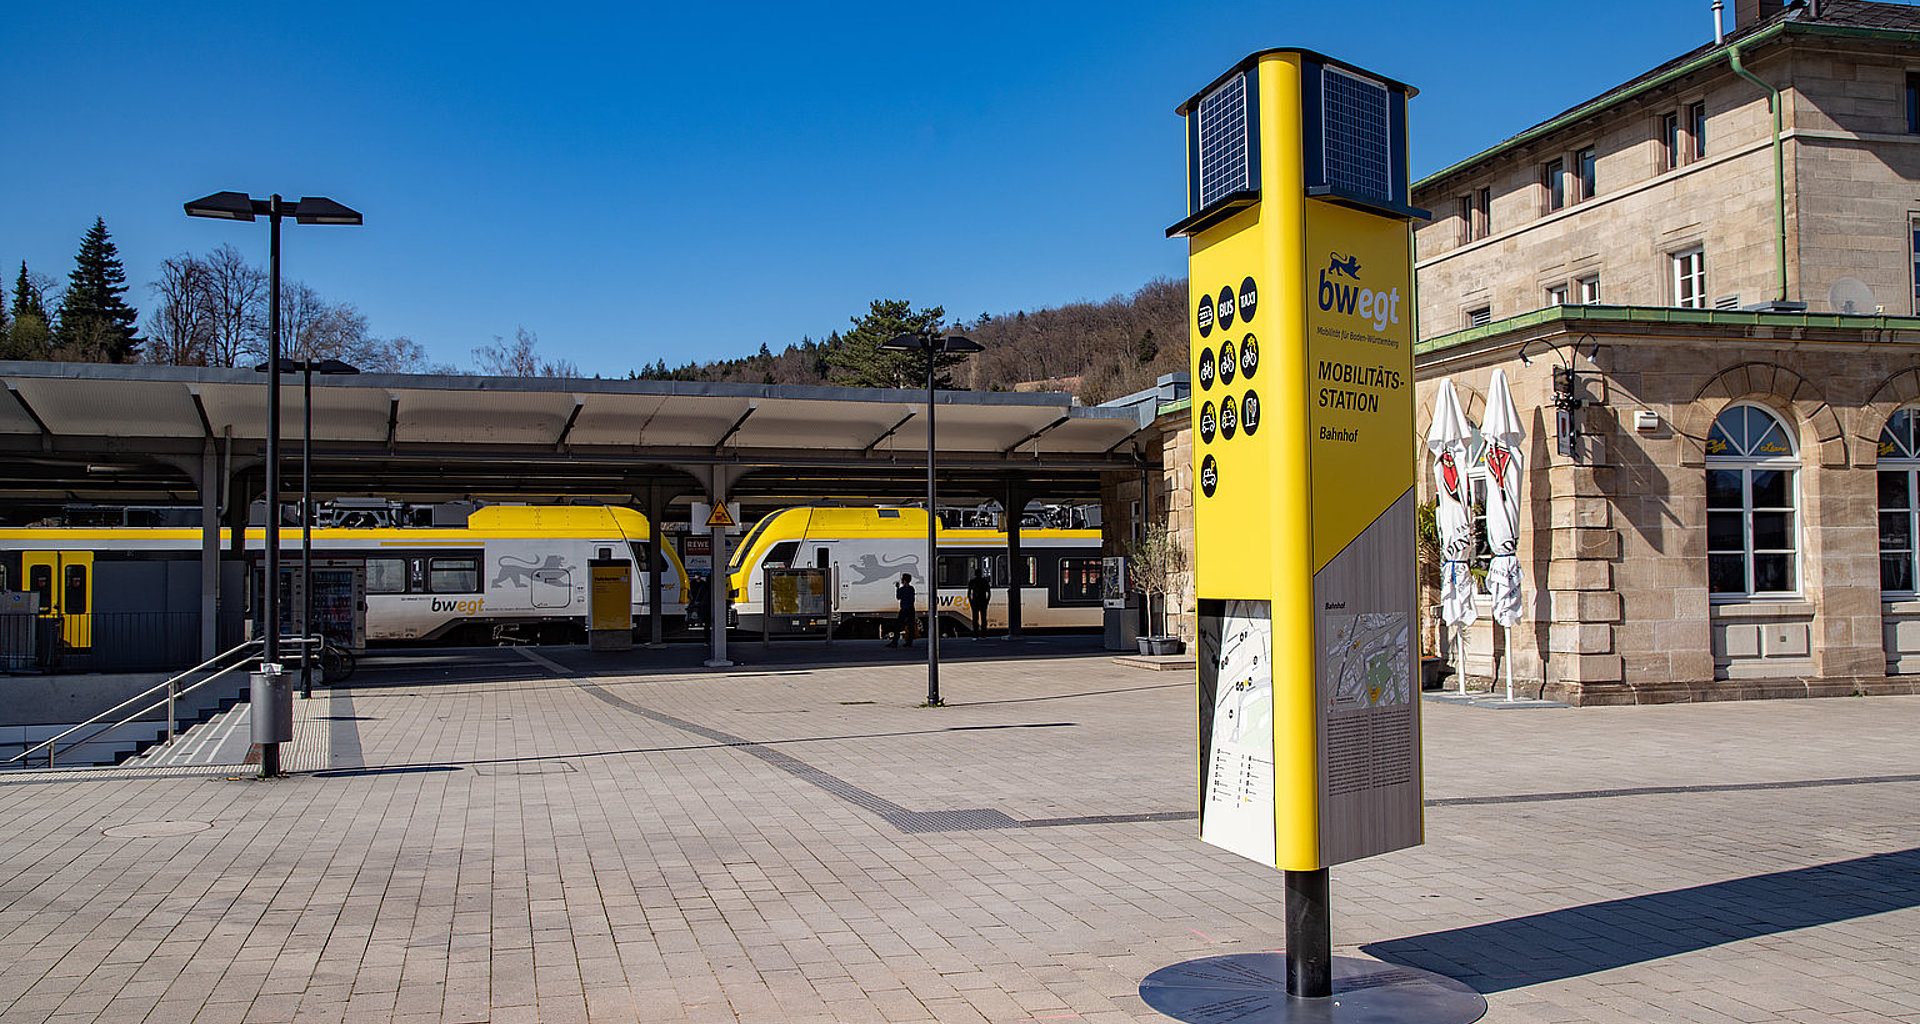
[628,541,654,571]
[428,556,480,593]
[1057,558,1102,603]
[366,558,408,594]
[994,554,1037,588]
[762,541,799,570]
[408,559,427,592]
[936,556,973,587]
[64,565,88,613]
[30,565,52,606]
[816,547,829,569]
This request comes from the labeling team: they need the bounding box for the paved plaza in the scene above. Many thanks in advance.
[1,638,1917,1023]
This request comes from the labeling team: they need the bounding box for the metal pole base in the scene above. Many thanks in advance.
[1140,954,1487,1023]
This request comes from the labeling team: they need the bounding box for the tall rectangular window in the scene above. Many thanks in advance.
[1661,111,1681,170]
[1690,101,1708,159]
[1578,275,1602,303]
[1908,73,1920,134]
[1576,146,1597,201]
[1673,248,1707,308]
[1458,195,1474,244]
[1543,158,1565,211]
[1476,187,1491,237]
[1911,216,1920,312]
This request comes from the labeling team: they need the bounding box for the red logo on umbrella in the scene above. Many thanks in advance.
[1485,444,1512,488]
[1440,450,1463,502]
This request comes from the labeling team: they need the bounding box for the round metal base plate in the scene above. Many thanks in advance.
[1140,953,1487,1024]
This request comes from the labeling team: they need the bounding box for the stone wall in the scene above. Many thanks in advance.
[1416,317,1920,704]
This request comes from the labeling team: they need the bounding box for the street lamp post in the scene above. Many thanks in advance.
[879,331,983,708]
[186,192,361,777]
[258,358,361,698]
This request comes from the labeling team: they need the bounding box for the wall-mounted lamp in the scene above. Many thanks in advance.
[1518,333,1600,460]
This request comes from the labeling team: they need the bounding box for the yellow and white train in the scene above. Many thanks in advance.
[0,505,689,649]
[724,505,1105,636]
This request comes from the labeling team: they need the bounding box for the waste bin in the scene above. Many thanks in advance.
[250,663,292,744]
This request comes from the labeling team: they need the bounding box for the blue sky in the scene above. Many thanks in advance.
[3,1,1733,377]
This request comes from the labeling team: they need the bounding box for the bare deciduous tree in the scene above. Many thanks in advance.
[474,327,578,377]
[144,254,213,365]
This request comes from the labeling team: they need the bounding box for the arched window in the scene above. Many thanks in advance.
[1706,404,1799,596]
[1878,407,1920,593]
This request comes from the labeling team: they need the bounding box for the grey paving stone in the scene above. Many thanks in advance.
[1,646,1918,1022]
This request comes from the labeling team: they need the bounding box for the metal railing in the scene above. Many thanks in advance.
[0,612,204,673]
[3,636,324,769]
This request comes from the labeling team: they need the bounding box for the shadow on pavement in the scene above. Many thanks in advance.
[1363,847,1920,993]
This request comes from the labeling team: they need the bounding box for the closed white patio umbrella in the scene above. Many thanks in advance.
[1480,368,1527,700]
[1426,378,1477,693]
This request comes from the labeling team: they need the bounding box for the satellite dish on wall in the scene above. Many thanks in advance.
[1829,277,1877,314]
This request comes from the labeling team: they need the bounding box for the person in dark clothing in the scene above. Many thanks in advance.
[886,572,916,648]
[967,563,991,638]
[686,572,709,629]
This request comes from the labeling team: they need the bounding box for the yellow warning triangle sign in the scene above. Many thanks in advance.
[705,503,736,528]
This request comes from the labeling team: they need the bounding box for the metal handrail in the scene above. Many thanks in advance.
[4,636,322,769]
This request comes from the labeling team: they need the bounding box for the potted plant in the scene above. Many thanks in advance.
[1127,522,1188,656]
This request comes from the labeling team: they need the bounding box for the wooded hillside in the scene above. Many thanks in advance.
[633,278,1189,406]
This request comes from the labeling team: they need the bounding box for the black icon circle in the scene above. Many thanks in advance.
[1196,296,1215,338]
[1197,347,1215,390]
[1241,390,1260,436]
[1239,333,1259,379]
[1218,340,1236,386]
[1220,395,1238,440]
[1200,455,1218,497]
[1199,402,1218,444]
[1238,277,1258,322]
[1217,286,1236,330]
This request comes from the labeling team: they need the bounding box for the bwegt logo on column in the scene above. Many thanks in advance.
[1316,251,1401,332]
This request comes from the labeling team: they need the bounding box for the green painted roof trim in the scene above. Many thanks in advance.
[1413,19,1920,192]
[1417,303,1920,357]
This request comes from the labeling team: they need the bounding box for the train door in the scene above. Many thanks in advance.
[23,550,92,648]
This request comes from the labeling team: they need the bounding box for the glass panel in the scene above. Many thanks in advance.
[1881,410,1916,460]
[64,565,88,614]
[1881,511,1912,552]
[366,558,407,594]
[428,557,479,594]
[1749,416,1793,457]
[1883,552,1915,593]
[1750,469,1790,508]
[762,540,799,570]
[1706,470,1744,508]
[1707,411,1741,456]
[1752,511,1793,551]
[1709,554,1747,594]
[1752,553,1792,593]
[1880,471,1911,510]
[1057,558,1102,602]
[1707,511,1745,551]
[936,556,971,587]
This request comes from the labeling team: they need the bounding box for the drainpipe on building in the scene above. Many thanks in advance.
[1728,43,1790,304]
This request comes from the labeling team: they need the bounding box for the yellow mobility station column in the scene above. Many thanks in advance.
[1170,50,1432,1006]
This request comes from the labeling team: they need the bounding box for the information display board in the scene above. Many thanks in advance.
[1171,49,1425,872]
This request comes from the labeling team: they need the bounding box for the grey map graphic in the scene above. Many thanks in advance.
[1323,611,1411,710]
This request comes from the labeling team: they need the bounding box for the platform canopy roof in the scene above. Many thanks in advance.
[0,362,1160,517]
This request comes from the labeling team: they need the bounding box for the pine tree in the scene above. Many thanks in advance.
[824,299,964,389]
[53,218,141,362]
[4,262,52,360]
